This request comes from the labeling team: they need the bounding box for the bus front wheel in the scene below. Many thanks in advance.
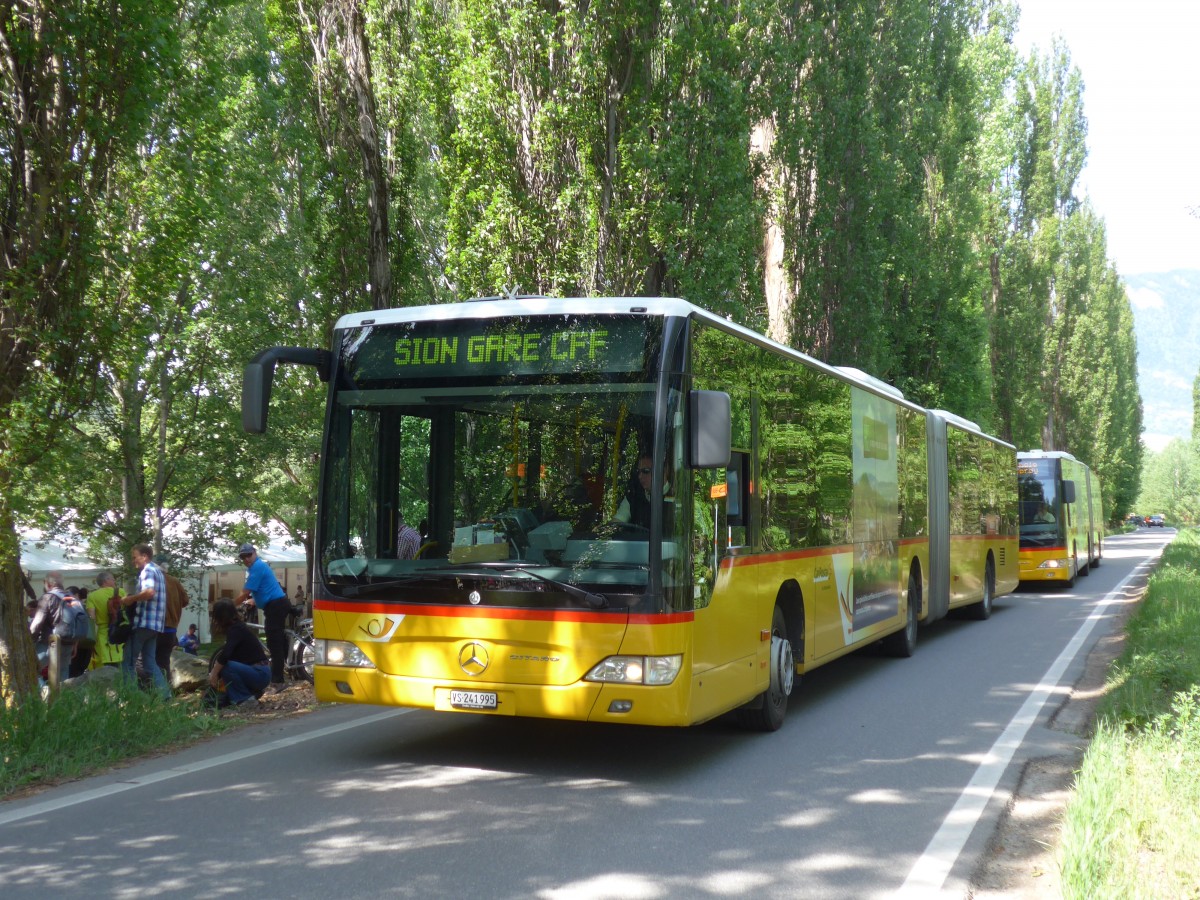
[1066,551,1078,588]
[738,606,793,732]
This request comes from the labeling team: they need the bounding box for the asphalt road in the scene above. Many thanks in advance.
[0,529,1170,899]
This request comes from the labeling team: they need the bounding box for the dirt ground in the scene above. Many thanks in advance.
[968,589,1138,899]
[229,677,318,716]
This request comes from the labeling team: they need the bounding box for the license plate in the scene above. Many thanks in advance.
[450,690,498,710]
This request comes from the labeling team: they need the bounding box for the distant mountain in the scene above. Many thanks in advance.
[1124,270,1200,450]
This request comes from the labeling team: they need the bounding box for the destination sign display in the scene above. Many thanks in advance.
[344,315,655,382]
[1017,458,1052,478]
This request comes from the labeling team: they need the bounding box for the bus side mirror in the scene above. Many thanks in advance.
[689,390,731,468]
[242,347,332,433]
[1062,480,1077,504]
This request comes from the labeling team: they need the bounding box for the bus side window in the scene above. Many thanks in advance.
[726,451,749,551]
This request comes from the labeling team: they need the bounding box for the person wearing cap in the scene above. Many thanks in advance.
[178,623,200,654]
[234,543,290,690]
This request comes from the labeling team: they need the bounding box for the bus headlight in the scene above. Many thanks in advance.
[1037,559,1065,570]
[316,639,376,669]
[585,655,682,685]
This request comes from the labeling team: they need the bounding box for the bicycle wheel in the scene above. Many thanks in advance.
[289,633,315,683]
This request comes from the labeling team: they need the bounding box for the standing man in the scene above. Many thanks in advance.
[153,555,187,681]
[87,572,123,667]
[234,543,290,690]
[121,543,172,699]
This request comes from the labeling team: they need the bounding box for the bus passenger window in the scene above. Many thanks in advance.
[725,451,749,551]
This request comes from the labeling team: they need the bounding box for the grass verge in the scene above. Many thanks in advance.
[1059,527,1200,899]
[0,680,232,798]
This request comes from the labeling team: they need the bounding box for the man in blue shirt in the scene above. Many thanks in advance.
[178,623,200,654]
[234,543,290,689]
[120,543,172,699]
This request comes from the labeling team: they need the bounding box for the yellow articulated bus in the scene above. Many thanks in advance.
[927,410,1020,622]
[243,297,1017,730]
[1017,450,1104,587]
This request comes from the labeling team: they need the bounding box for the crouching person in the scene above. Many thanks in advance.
[208,599,270,710]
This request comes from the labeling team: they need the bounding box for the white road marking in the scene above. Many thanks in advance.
[0,708,407,827]
[895,549,1161,898]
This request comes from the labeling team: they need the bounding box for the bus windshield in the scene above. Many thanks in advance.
[318,313,683,612]
[1017,457,1061,546]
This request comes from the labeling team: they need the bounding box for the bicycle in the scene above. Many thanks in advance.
[241,604,315,684]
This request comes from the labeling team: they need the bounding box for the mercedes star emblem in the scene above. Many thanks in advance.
[459,642,489,676]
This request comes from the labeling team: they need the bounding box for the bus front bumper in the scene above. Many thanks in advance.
[313,666,696,726]
[1019,556,1072,582]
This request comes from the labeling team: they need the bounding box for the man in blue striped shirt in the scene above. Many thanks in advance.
[120,543,172,699]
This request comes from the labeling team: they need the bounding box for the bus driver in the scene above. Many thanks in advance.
[614,454,673,530]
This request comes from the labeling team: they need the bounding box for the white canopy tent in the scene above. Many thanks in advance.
[19,537,107,585]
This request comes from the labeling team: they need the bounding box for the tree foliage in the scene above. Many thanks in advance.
[5,0,1149,700]
[1136,441,1200,526]
[0,0,186,703]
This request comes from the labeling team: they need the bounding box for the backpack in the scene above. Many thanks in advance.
[108,598,136,646]
[52,592,92,643]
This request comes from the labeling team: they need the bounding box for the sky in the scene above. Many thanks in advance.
[1014,0,1200,278]
[1015,1,1200,451]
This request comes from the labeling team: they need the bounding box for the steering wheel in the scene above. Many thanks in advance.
[608,521,650,539]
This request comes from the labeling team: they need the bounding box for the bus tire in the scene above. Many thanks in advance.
[882,569,920,657]
[1078,547,1090,577]
[966,558,995,621]
[738,605,793,732]
[1065,552,1078,588]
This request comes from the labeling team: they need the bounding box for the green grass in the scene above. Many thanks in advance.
[0,679,233,798]
[1059,527,1200,899]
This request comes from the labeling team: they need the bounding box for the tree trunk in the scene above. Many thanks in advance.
[304,0,392,310]
[0,495,38,706]
[752,118,792,345]
[339,0,391,310]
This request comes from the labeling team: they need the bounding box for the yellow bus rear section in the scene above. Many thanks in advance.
[946,535,1019,609]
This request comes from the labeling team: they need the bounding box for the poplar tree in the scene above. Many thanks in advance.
[0,0,182,704]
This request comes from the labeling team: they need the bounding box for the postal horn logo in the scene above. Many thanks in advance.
[458,642,489,676]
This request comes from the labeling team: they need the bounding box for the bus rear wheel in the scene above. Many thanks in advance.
[966,559,995,620]
[738,605,793,732]
[882,570,920,657]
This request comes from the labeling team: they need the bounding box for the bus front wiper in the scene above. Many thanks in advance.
[336,569,463,597]
[471,562,610,610]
